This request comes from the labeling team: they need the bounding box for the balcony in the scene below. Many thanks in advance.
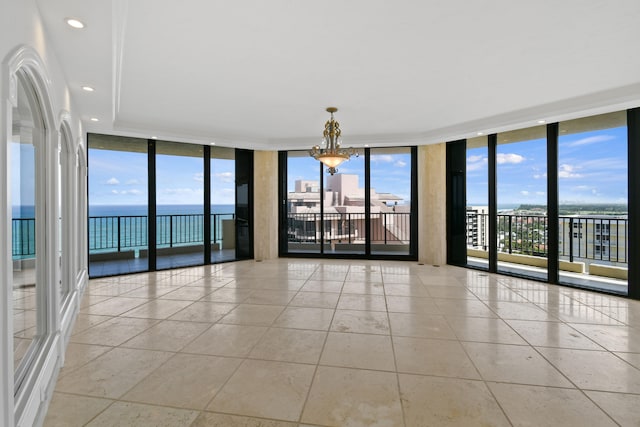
[466,213,628,293]
[287,212,411,254]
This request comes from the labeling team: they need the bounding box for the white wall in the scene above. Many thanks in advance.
[1,1,86,426]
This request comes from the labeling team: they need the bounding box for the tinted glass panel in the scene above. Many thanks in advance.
[558,111,627,293]
[155,141,204,269]
[496,126,547,280]
[370,147,411,255]
[88,135,149,276]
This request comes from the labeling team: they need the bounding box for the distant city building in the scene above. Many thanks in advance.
[465,208,628,267]
[558,215,627,266]
[466,206,489,250]
[288,174,410,245]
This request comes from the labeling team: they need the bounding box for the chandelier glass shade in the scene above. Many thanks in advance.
[309,107,356,175]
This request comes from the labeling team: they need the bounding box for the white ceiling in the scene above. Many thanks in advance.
[36,0,640,150]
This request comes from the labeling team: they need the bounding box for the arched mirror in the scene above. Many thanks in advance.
[11,69,47,390]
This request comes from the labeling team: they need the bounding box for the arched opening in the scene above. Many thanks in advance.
[11,69,48,392]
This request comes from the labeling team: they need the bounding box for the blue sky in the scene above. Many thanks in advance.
[88,150,235,205]
[88,125,627,209]
[466,126,628,206]
[11,143,36,208]
[287,150,412,204]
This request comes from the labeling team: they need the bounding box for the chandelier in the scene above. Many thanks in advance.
[309,107,357,175]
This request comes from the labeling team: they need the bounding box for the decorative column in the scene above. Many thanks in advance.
[253,150,279,260]
[418,143,447,265]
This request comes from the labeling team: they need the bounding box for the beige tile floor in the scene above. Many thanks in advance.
[44,259,640,426]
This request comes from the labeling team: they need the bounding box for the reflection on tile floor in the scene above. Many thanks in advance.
[89,250,237,277]
[44,259,640,426]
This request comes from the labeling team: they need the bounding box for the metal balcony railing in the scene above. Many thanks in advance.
[287,212,411,244]
[12,218,35,258]
[84,213,235,254]
[466,213,628,264]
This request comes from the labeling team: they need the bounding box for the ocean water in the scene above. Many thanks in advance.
[86,205,236,252]
[89,204,234,217]
[11,204,235,218]
[11,205,236,258]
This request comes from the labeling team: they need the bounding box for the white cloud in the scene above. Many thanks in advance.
[162,188,199,195]
[558,164,582,178]
[110,189,142,196]
[193,172,204,182]
[214,172,234,183]
[533,173,547,179]
[496,153,525,164]
[371,155,394,163]
[394,160,407,167]
[535,191,545,196]
[579,157,627,171]
[467,156,488,171]
[106,177,120,185]
[567,134,615,147]
[126,179,140,185]
[573,185,592,191]
[520,190,529,196]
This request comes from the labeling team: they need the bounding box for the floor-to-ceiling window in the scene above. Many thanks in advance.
[88,135,251,277]
[155,141,204,269]
[210,146,236,263]
[466,136,489,268]
[286,151,322,254]
[323,154,366,255]
[88,135,149,276]
[558,111,628,293]
[370,147,412,255]
[496,126,547,280]
[449,109,637,298]
[282,147,416,259]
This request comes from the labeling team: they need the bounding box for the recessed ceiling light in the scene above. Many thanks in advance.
[364,144,369,147]
[537,120,546,124]
[65,18,85,29]
[477,132,484,136]
[90,117,99,122]
[210,142,216,145]
[81,85,94,92]
[151,136,157,139]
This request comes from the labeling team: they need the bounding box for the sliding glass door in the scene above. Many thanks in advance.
[210,146,236,263]
[155,141,204,270]
[449,109,636,297]
[282,147,416,259]
[496,126,547,280]
[286,151,322,254]
[557,111,628,293]
[88,135,252,277]
[88,135,149,276]
[465,136,489,268]
[322,154,366,255]
[370,147,412,256]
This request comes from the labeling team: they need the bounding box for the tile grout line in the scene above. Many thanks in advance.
[382,267,409,427]
[295,263,343,426]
